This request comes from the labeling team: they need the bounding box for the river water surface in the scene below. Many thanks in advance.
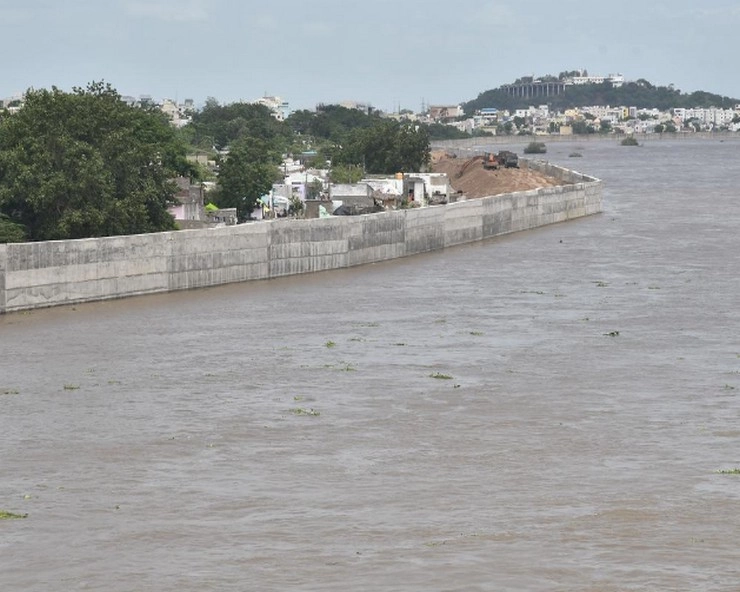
[2,138,739,591]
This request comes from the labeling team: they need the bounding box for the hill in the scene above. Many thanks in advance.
[463,77,740,114]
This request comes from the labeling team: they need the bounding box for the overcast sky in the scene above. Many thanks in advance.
[2,0,739,112]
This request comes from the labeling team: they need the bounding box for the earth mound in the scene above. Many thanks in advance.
[431,151,568,199]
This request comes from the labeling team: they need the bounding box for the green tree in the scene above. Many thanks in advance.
[336,120,430,174]
[289,194,305,217]
[284,104,385,165]
[0,214,26,243]
[0,82,191,242]
[213,137,281,221]
[426,122,470,140]
[571,120,595,134]
[471,127,494,137]
[329,164,364,183]
[306,178,324,200]
[396,122,431,172]
[285,104,380,145]
[284,109,316,137]
[498,121,514,135]
[187,100,291,151]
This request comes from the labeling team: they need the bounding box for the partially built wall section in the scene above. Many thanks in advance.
[0,161,601,314]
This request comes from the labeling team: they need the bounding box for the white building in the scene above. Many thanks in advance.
[338,100,373,114]
[673,107,737,127]
[582,105,625,122]
[568,73,625,87]
[254,96,290,121]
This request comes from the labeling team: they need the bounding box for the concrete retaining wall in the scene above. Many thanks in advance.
[0,163,601,313]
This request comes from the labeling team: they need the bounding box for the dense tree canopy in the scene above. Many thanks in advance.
[286,104,381,141]
[177,101,432,220]
[285,104,432,174]
[328,164,364,184]
[426,123,471,140]
[186,99,292,151]
[332,120,431,174]
[0,89,435,241]
[0,82,193,242]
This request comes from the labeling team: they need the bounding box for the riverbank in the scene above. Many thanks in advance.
[0,160,601,314]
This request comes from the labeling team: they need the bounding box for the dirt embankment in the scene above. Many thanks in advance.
[431,151,569,199]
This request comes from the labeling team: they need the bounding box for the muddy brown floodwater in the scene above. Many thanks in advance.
[2,138,740,591]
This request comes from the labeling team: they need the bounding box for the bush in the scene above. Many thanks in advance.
[0,215,26,243]
[523,141,547,154]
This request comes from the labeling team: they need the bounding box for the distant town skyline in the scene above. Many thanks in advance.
[2,0,740,112]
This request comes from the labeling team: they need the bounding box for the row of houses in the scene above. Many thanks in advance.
[169,161,453,228]
[0,92,288,127]
[438,103,740,135]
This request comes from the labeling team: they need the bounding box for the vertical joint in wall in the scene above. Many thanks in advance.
[0,245,7,314]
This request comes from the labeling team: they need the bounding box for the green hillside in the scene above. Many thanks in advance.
[464,78,740,114]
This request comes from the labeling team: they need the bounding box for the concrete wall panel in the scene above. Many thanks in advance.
[444,200,484,247]
[405,207,446,255]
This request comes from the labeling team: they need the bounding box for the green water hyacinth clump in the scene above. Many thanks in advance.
[0,510,28,520]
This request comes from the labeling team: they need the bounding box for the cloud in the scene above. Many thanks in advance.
[123,0,209,22]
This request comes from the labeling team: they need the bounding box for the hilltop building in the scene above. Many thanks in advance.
[568,73,625,87]
[254,95,290,121]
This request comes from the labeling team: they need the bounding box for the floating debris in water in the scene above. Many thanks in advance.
[430,372,453,380]
[0,510,28,520]
[289,408,321,417]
